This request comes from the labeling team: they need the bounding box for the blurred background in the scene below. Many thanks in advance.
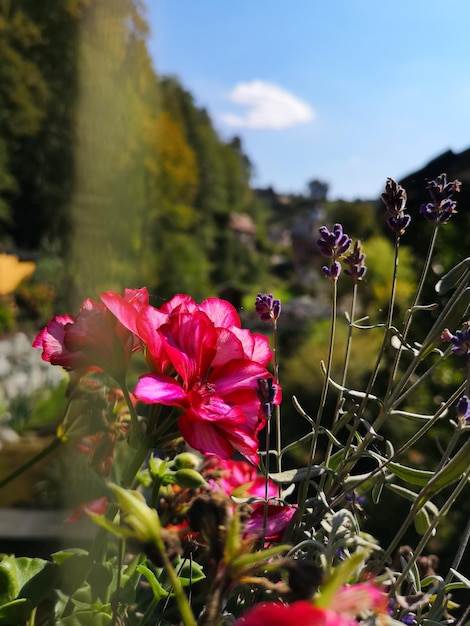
[1,0,470,586]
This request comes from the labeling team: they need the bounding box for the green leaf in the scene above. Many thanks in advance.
[388,461,434,486]
[435,258,470,294]
[0,598,29,625]
[60,610,112,626]
[269,467,332,484]
[0,555,52,605]
[315,550,371,608]
[415,439,470,511]
[136,564,168,601]
[177,559,205,585]
[414,508,431,535]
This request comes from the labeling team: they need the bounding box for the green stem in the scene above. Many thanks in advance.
[297,278,337,519]
[387,224,439,392]
[0,437,62,490]
[152,515,197,626]
[321,282,358,491]
[121,383,144,443]
[272,319,282,488]
[329,381,466,508]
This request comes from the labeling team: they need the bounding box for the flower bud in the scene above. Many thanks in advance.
[174,468,207,489]
[173,452,201,470]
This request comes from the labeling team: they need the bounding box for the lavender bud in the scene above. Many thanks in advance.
[317,224,351,259]
[322,261,342,281]
[344,240,367,282]
[255,293,281,321]
[420,173,461,224]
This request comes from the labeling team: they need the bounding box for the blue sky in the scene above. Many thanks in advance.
[146,1,470,200]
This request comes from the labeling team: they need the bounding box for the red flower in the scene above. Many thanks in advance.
[33,288,148,382]
[66,496,109,523]
[130,296,279,463]
[234,602,358,626]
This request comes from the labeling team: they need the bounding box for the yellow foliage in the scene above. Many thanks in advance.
[0,253,35,295]
[144,112,198,207]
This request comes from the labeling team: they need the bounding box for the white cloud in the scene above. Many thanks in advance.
[222,80,315,130]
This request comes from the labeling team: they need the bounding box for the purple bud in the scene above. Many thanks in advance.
[421,174,461,224]
[456,395,470,423]
[322,261,342,281]
[387,214,411,235]
[255,293,281,321]
[257,377,275,419]
[317,224,351,259]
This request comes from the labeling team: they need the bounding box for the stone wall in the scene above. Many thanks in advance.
[0,332,63,406]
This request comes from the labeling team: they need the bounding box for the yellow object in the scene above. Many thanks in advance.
[0,253,36,295]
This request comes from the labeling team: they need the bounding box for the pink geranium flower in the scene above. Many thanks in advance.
[33,288,149,382]
[234,601,358,626]
[203,455,278,498]
[129,296,278,463]
[234,584,387,626]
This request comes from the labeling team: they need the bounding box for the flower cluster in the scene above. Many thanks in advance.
[441,323,470,357]
[420,173,461,224]
[343,240,367,282]
[381,177,411,235]
[317,223,352,280]
[33,287,149,383]
[34,291,280,464]
[203,455,296,542]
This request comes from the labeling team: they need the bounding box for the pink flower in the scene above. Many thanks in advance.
[203,456,278,498]
[131,296,279,463]
[330,583,387,615]
[244,503,296,542]
[234,602,358,626]
[33,288,149,382]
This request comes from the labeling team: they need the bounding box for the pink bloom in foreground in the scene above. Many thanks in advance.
[234,602,358,626]
[234,582,387,625]
[133,296,279,463]
[244,502,296,542]
[33,288,148,382]
[203,455,278,498]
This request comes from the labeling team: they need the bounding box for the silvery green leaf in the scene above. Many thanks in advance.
[435,257,470,294]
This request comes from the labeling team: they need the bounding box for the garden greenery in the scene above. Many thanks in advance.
[1,174,470,625]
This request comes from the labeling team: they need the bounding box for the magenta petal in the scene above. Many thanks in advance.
[245,503,296,541]
[199,297,241,329]
[134,374,188,406]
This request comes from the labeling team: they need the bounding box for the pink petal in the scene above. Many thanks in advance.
[134,373,188,406]
[245,503,296,541]
[199,297,241,329]
[100,291,143,336]
[160,312,218,385]
[210,359,269,395]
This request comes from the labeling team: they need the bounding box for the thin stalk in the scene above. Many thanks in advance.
[329,381,466,507]
[121,383,143,443]
[0,437,62,490]
[272,318,282,485]
[321,283,358,490]
[387,224,439,391]
[329,242,400,493]
[152,517,197,626]
[297,279,337,519]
